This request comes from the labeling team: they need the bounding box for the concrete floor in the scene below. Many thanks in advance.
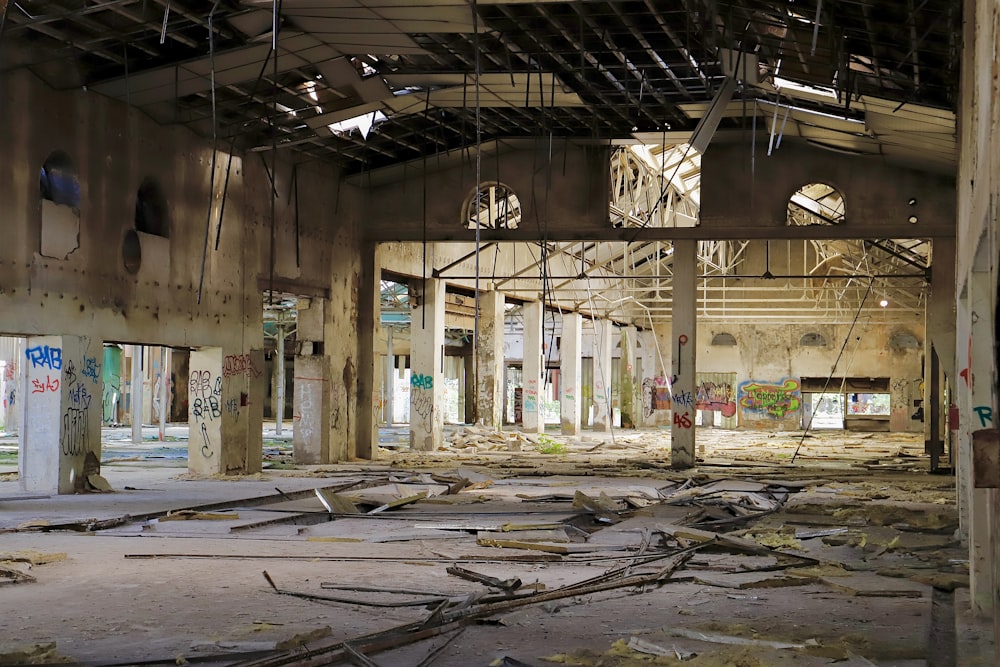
[0,427,994,666]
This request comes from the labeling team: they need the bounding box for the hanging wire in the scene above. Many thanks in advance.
[472,0,483,424]
[196,1,222,305]
[791,278,875,462]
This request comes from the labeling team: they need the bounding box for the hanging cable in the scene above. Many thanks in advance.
[791,278,875,462]
[196,1,222,305]
[472,0,483,424]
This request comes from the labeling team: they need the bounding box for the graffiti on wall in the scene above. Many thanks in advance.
[61,348,93,457]
[223,354,261,379]
[190,369,222,458]
[738,378,802,419]
[695,380,737,417]
[974,406,994,428]
[25,345,62,370]
[641,376,672,418]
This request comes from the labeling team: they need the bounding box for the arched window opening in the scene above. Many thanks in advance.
[800,332,828,347]
[711,333,737,346]
[464,182,521,230]
[788,182,845,226]
[135,177,171,238]
[39,150,81,209]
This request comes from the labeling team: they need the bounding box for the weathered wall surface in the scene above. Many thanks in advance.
[0,69,364,469]
[642,321,924,431]
[700,141,956,238]
[360,142,609,242]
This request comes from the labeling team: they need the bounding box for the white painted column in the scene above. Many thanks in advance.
[385,325,395,425]
[620,325,639,428]
[522,300,544,434]
[292,354,330,464]
[20,335,103,494]
[275,325,286,435]
[671,239,697,469]
[158,347,168,440]
[410,278,445,450]
[476,289,506,429]
[131,344,143,443]
[560,312,582,435]
[592,319,614,432]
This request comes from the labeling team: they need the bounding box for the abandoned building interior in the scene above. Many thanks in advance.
[0,0,998,665]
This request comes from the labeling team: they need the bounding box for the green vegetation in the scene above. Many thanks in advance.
[536,435,567,455]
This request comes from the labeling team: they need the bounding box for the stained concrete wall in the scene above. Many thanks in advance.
[643,322,924,432]
[0,69,366,469]
[361,142,609,242]
[954,0,1000,627]
[700,141,956,238]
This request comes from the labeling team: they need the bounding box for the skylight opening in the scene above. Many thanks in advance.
[773,71,837,99]
[328,110,387,139]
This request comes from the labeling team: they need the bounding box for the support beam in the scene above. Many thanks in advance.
[131,344,142,444]
[19,335,103,494]
[671,239,697,469]
[620,325,639,428]
[560,312,582,435]
[592,319,613,432]
[410,278,445,451]
[476,290,506,430]
[275,325,286,436]
[522,300,544,434]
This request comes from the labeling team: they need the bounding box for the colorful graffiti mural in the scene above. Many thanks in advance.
[739,378,802,419]
[641,376,672,417]
[696,380,737,417]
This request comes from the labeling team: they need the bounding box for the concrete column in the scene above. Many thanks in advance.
[620,325,638,428]
[476,290,506,429]
[275,325,286,435]
[925,236,956,468]
[189,347,264,475]
[20,335,103,494]
[560,312,582,435]
[385,325,394,425]
[966,269,996,615]
[3,338,23,434]
[410,278,445,450]
[292,354,330,464]
[592,319,614,432]
[463,351,475,424]
[522,300,544,434]
[131,344,143,443]
[356,241,380,459]
[671,239,697,469]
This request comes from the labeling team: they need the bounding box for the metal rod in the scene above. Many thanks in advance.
[811,0,823,56]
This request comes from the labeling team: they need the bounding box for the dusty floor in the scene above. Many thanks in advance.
[0,426,995,666]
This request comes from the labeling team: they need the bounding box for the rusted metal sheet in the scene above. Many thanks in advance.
[972,428,1000,488]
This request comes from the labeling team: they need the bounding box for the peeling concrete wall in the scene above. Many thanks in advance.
[0,69,365,468]
[643,322,924,431]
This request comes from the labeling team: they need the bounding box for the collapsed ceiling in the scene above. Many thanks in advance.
[1,0,961,173]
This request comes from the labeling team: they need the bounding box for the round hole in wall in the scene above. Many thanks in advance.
[908,215,918,224]
[122,229,142,274]
[908,198,918,206]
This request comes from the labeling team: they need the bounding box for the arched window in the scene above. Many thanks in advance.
[39,150,81,209]
[788,182,844,226]
[463,182,521,230]
[135,177,171,238]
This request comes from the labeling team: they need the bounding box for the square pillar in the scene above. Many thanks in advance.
[560,312,582,435]
[476,289,506,429]
[965,269,995,615]
[188,347,262,475]
[522,300,544,434]
[410,278,445,450]
[592,320,614,432]
[620,326,639,428]
[20,335,103,494]
[292,354,331,464]
[671,239,697,469]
